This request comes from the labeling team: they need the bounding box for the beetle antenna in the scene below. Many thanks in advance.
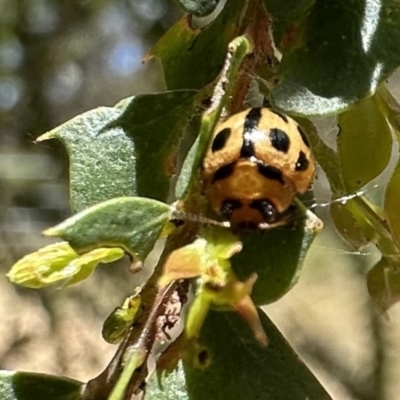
[170,207,231,229]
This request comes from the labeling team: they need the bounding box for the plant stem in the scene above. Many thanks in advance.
[81,227,196,400]
[108,350,145,400]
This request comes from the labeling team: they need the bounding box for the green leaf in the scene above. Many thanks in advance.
[150,1,247,90]
[176,0,221,17]
[385,160,400,250]
[145,361,188,400]
[232,209,321,305]
[175,136,200,199]
[367,255,400,311]
[114,91,197,203]
[381,86,400,250]
[296,118,344,192]
[183,310,331,400]
[0,370,82,400]
[330,200,372,250]
[378,84,400,142]
[44,197,170,263]
[271,0,400,116]
[338,94,392,193]
[38,91,197,212]
[331,195,398,255]
[7,242,124,289]
[38,106,132,212]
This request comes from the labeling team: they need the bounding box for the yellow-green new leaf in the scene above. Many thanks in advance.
[159,227,242,288]
[7,242,124,289]
[65,247,125,287]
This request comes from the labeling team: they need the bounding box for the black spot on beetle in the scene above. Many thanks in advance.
[240,108,262,158]
[257,162,285,184]
[295,151,309,171]
[220,199,242,220]
[244,108,262,131]
[212,128,231,152]
[297,126,310,148]
[240,137,255,158]
[271,110,288,123]
[212,162,236,183]
[250,199,277,222]
[269,128,290,153]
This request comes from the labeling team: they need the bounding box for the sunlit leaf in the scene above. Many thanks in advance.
[38,91,197,212]
[203,227,243,259]
[271,0,400,116]
[385,161,400,250]
[158,240,206,288]
[7,242,124,289]
[159,227,241,287]
[145,361,188,400]
[296,118,343,192]
[380,86,400,250]
[115,91,197,202]
[44,197,170,264]
[65,247,125,286]
[183,310,331,400]
[378,84,400,143]
[0,370,82,400]
[175,135,201,199]
[338,94,392,193]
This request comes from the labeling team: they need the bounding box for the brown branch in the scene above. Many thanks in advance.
[227,0,276,114]
[81,228,196,400]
